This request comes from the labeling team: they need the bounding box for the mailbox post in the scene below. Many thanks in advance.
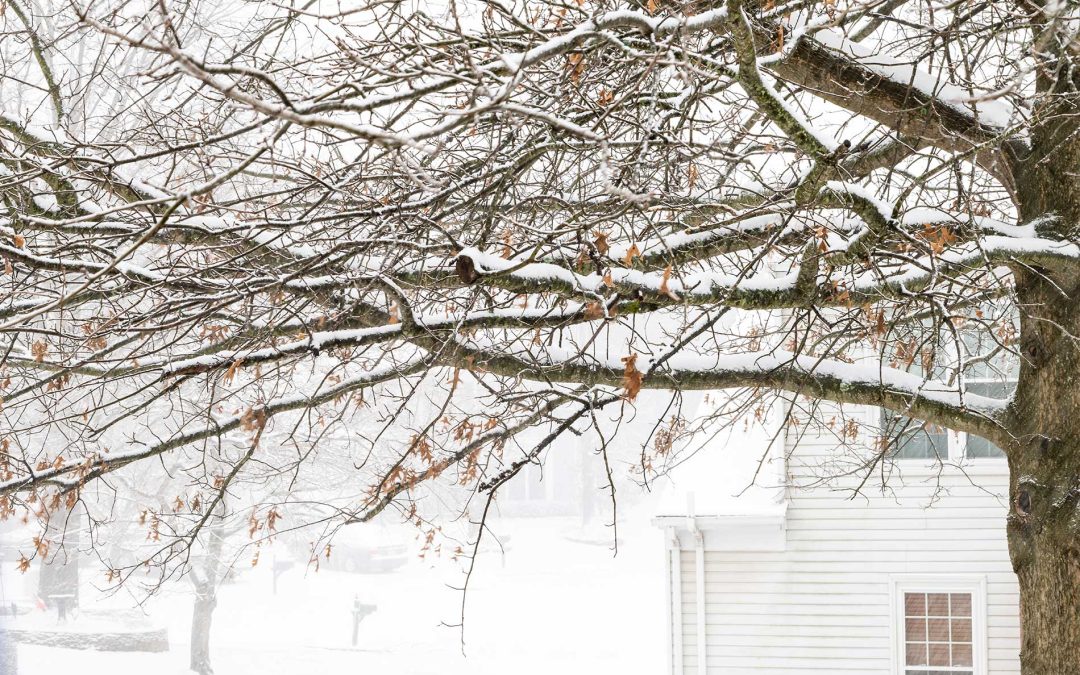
[351,596,376,647]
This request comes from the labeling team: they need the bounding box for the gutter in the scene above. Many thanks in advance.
[664,523,683,675]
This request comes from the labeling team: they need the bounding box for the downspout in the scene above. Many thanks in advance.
[665,525,684,675]
[770,392,792,506]
[686,494,706,675]
[771,307,794,507]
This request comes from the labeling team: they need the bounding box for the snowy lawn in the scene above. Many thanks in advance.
[13,515,665,674]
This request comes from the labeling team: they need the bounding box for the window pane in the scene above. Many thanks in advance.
[965,383,1012,457]
[906,593,926,615]
[950,593,972,616]
[962,323,1019,381]
[884,411,949,460]
[952,642,973,667]
[928,642,950,666]
[906,642,928,666]
[952,618,972,641]
[966,434,1004,457]
[928,617,949,641]
[927,593,949,615]
[906,617,927,641]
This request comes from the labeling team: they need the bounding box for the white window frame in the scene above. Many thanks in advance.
[878,311,1016,467]
[955,370,1014,464]
[880,396,1011,468]
[889,574,988,675]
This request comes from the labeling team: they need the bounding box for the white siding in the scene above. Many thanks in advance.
[672,403,1021,675]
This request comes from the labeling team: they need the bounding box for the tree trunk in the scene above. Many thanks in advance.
[189,582,217,675]
[189,506,225,675]
[1005,427,1080,672]
[1004,56,1080,669]
[1009,529,1080,672]
[1006,431,1080,673]
[1007,269,1080,672]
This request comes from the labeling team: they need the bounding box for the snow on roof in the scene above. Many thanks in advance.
[651,393,786,518]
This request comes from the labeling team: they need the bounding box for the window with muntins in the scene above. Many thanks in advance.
[882,311,1018,462]
[960,331,1017,458]
[903,591,974,674]
[883,410,949,460]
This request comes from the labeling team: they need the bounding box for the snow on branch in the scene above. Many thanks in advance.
[810,28,1017,130]
[442,344,1012,446]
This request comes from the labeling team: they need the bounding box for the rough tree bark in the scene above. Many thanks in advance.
[1007,208,1080,664]
[999,42,1080,665]
[1007,283,1080,670]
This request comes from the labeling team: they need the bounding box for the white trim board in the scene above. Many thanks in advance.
[652,508,788,552]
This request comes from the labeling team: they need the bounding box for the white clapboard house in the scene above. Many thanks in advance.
[655,365,1020,674]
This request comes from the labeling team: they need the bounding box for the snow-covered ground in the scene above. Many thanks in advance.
[2,415,773,674]
[10,513,666,674]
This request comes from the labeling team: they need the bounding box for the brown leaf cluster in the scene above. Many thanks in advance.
[621,353,643,401]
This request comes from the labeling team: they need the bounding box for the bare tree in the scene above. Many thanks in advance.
[0,0,1077,669]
